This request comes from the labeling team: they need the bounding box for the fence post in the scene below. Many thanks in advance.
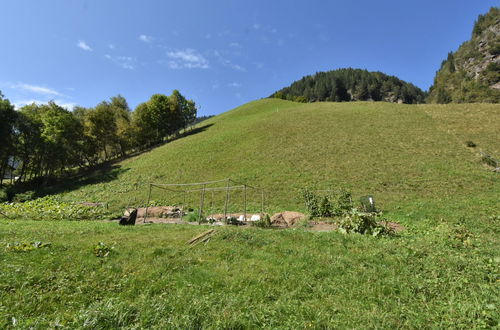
[223,179,230,221]
[199,184,206,222]
[244,185,247,222]
[144,183,152,224]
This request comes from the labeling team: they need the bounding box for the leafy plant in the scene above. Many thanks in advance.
[302,189,319,217]
[302,188,353,218]
[465,140,476,148]
[252,214,272,228]
[0,195,112,220]
[12,190,36,203]
[480,152,498,167]
[6,241,51,252]
[337,210,394,237]
[93,242,113,258]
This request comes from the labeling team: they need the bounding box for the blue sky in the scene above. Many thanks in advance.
[0,1,497,115]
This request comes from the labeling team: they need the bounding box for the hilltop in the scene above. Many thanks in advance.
[428,6,500,103]
[271,68,426,104]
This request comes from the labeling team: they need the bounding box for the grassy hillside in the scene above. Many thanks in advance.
[52,99,500,222]
[1,99,499,327]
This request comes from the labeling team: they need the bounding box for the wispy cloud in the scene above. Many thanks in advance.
[139,34,154,43]
[166,49,209,69]
[104,54,136,70]
[77,40,93,51]
[212,50,246,72]
[227,82,241,88]
[108,44,116,50]
[13,83,62,96]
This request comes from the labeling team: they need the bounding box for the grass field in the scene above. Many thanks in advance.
[0,220,498,328]
[1,99,499,327]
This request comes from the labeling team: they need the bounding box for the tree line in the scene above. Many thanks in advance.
[0,90,196,185]
[271,68,426,104]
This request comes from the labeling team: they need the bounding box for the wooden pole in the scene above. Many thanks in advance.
[144,183,152,224]
[261,189,264,214]
[199,184,206,221]
[243,185,247,222]
[223,179,230,221]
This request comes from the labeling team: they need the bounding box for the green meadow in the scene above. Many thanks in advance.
[1,99,499,328]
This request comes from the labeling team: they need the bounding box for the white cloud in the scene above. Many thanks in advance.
[139,34,154,43]
[12,99,77,111]
[212,50,246,72]
[108,44,115,50]
[229,42,240,48]
[77,40,93,51]
[166,49,209,69]
[104,54,135,70]
[14,83,62,96]
[227,82,241,88]
[252,23,261,30]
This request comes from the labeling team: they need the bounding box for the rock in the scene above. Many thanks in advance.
[120,208,137,225]
[270,211,306,227]
[250,214,261,221]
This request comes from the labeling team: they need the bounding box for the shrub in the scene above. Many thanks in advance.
[0,188,7,203]
[337,210,394,237]
[465,140,477,148]
[12,190,36,203]
[481,152,498,167]
[302,188,353,218]
[252,214,272,228]
[93,242,113,258]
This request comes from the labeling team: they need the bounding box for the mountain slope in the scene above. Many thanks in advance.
[56,99,500,220]
[428,7,500,103]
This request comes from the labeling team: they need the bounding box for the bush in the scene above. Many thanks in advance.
[12,190,36,203]
[0,188,7,203]
[481,152,498,167]
[0,195,112,220]
[465,140,477,148]
[252,214,272,228]
[301,188,353,218]
[338,210,394,237]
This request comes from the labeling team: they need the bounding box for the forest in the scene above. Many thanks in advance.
[0,90,196,185]
[271,68,427,104]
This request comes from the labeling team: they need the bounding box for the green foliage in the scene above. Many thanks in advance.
[428,7,500,104]
[465,140,477,148]
[252,214,272,228]
[480,152,498,167]
[5,241,51,252]
[302,188,353,218]
[0,196,112,220]
[472,7,500,37]
[337,210,394,237]
[0,90,198,190]
[271,68,426,104]
[93,242,114,258]
[12,190,36,203]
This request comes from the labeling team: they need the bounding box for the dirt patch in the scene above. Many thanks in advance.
[270,211,306,227]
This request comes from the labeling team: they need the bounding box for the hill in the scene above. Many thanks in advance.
[428,7,500,103]
[52,99,500,220]
[2,99,500,327]
[270,68,426,104]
